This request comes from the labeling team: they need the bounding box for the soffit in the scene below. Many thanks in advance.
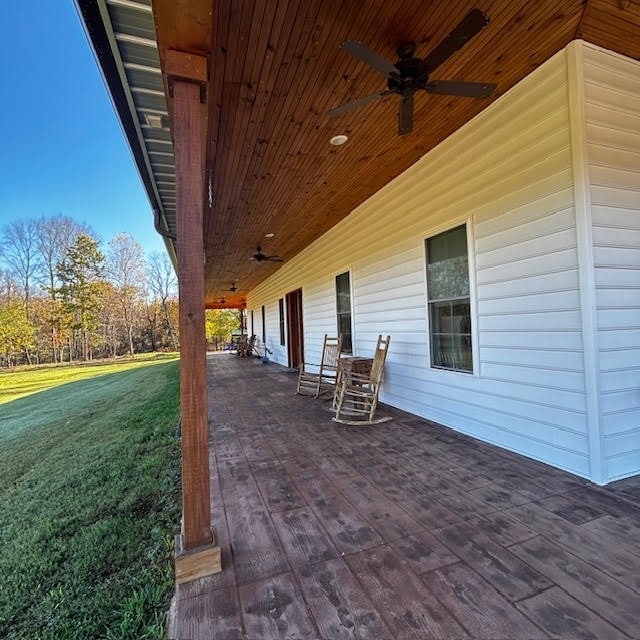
[79,0,640,308]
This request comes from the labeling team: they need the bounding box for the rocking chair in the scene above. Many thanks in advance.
[296,334,343,398]
[237,334,256,357]
[333,335,391,425]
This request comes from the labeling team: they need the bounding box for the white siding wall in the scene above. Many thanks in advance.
[262,300,282,361]
[584,44,640,481]
[247,46,592,478]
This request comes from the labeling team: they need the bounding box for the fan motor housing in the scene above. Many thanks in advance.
[389,46,423,93]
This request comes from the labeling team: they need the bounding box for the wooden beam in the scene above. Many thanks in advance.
[173,75,214,552]
[166,49,208,84]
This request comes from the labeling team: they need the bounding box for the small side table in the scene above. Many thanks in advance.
[339,356,373,376]
[333,356,373,409]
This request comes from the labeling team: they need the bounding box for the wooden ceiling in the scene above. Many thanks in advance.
[152,0,640,308]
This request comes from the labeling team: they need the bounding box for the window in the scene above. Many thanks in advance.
[278,298,285,346]
[261,305,266,343]
[426,224,472,372]
[335,271,352,353]
[250,310,254,336]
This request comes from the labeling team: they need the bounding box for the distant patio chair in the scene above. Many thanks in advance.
[235,334,247,356]
[237,334,256,358]
[296,334,343,398]
[333,335,391,425]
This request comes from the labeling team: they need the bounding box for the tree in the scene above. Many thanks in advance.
[205,309,238,350]
[56,234,105,361]
[37,215,93,294]
[96,281,122,357]
[36,215,93,362]
[0,299,36,367]
[106,233,146,356]
[0,218,40,316]
[0,269,20,304]
[147,251,178,350]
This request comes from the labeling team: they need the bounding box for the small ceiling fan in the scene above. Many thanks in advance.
[228,282,238,292]
[250,246,283,263]
[329,8,496,135]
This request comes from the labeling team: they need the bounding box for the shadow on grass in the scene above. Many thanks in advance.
[0,352,180,407]
[1,358,179,443]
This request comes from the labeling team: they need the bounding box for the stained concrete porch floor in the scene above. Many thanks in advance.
[169,352,640,640]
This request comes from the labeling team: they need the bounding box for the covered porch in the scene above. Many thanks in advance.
[168,353,640,639]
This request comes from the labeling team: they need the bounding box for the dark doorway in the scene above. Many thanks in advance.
[286,288,303,368]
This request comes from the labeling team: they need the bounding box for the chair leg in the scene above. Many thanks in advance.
[296,369,303,394]
[332,371,343,410]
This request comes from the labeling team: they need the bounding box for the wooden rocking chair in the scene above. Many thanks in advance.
[235,334,248,356]
[333,335,391,425]
[296,334,343,398]
[237,334,255,357]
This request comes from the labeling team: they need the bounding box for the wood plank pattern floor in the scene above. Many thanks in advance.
[169,353,640,639]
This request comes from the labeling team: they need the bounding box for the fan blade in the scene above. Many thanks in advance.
[341,40,400,77]
[398,93,414,136]
[425,80,496,98]
[265,256,284,262]
[418,9,490,78]
[329,90,392,117]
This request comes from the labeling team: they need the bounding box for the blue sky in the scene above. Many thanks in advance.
[0,1,166,257]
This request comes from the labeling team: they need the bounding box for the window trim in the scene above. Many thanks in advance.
[278,298,286,346]
[335,269,354,354]
[423,220,479,376]
[261,305,266,344]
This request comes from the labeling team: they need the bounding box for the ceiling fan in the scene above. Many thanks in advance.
[250,246,283,263]
[228,282,238,292]
[329,8,496,135]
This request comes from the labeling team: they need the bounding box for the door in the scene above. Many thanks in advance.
[286,288,303,368]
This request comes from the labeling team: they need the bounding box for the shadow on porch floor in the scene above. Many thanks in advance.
[169,353,640,639]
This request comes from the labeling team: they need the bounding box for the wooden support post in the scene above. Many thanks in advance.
[171,52,220,576]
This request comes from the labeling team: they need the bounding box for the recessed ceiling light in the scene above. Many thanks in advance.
[264,233,275,238]
[330,134,348,146]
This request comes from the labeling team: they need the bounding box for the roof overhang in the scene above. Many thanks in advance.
[76,0,640,309]
[75,0,178,265]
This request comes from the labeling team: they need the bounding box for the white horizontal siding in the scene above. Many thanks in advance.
[264,300,286,364]
[480,330,583,351]
[584,43,640,482]
[247,46,594,478]
[476,248,579,285]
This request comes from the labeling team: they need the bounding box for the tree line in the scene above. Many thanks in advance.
[0,215,177,366]
[0,215,238,367]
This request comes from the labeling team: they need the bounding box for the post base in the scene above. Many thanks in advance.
[174,530,221,584]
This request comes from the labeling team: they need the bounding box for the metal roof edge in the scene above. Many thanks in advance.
[73,0,177,266]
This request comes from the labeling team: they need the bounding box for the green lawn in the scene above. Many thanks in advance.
[0,353,180,405]
[0,354,182,639]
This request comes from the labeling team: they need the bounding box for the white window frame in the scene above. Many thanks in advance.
[423,218,479,376]
[278,297,286,346]
[335,268,355,354]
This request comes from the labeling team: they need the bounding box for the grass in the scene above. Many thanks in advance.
[0,354,182,639]
[0,352,179,405]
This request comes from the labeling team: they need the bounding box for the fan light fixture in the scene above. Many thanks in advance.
[330,134,348,146]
